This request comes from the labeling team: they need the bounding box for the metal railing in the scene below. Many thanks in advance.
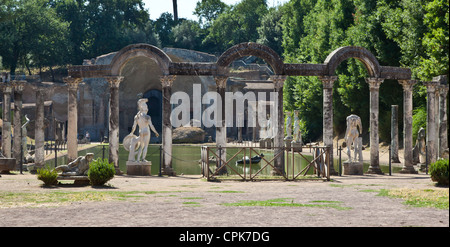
[201,145,331,181]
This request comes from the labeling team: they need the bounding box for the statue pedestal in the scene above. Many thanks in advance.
[284,139,292,149]
[265,138,272,149]
[259,139,266,148]
[343,161,363,175]
[126,161,152,176]
[291,142,302,152]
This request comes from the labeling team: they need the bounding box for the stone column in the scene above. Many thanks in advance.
[1,84,13,158]
[399,80,416,173]
[365,77,384,174]
[437,84,449,158]
[12,81,25,169]
[319,76,338,175]
[423,81,439,164]
[161,75,177,176]
[390,105,400,163]
[64,76,82,163]
[105,76,124,174]
[214,75,227,175]
[272,75,286,175]
[34,87,45,170]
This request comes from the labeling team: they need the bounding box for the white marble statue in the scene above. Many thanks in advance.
[285,111,292,140]
[125,98,159,162]
[265,114,272,139]
[345,114,363,162]
[292,110,301,144]
[22,115,30,159]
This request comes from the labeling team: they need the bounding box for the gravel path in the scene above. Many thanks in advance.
[0,172,448,228]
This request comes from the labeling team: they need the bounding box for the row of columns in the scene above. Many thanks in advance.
[423,78,449,164]
[212,75,287,175]
[64,75,177,175]
[1,81,48,172]
[319,76,423,174]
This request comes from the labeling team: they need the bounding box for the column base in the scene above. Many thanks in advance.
[162,166,177,176]
[399,166,418,174]
[366,165,384,175]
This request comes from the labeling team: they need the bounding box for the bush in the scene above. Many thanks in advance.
[37,166,58,186]
[429,159,449,186]
[87,158,115,186]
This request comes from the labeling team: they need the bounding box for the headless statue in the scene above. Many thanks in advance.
[345,114,363,162]
[54,153,94,176]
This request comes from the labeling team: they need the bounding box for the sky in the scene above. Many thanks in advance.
[142,0,290,20]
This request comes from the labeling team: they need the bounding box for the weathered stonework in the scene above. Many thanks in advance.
[106,76,124,174]
[391,105,400,163]
[435,77,448,158]
[272,75,286,175]
[399,80,417,174]
[64,76,83,162]
[1,85,13,158]
[365,77,384,174]
[12,81,26,169]
[65,43,420,177]
[423,81,439,164]
[319,76,338,175]
[161,75,177,176]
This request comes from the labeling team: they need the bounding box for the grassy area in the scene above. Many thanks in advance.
[221,198,351,210]
[0,190,185,208]
[377,188,449,210]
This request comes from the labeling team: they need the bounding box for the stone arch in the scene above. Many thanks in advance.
[324,46,381,77]
[110,43,172,76]
[216,42,284,75]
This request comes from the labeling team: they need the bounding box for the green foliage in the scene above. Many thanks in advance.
[87,159,115,186]
[37,166,59,186]
[412,106,427,143]
[429,159,449,186]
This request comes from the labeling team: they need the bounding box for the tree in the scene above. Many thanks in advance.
[0,0,70,75]
[172,20,203,50]
[203,0,268,52]
[194,0,228,27]
[257,7,284,56]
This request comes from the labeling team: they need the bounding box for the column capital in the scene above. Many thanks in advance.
[437,84,449,96]
[271,75,287,89]
[64,76,83,89]
[423,81,439,92]
[11,80,26,92]
[0,84,13,94]
[214,75,228,89]
[105,76,124,88]
[398,80,416,91]
[160,75,176,88]
[365,77,384,90]
[319,76,338,89]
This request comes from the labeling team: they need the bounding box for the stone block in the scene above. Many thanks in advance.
[126,161,152,176]
[291,142,302,152]
[343,161,363,175]
[0,158,16,173]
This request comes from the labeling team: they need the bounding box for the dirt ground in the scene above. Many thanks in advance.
[0,171,448,227]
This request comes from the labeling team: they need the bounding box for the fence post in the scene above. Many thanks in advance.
[388,146,392,176]
[54,141,57,168]
[338,146,342,176]
[159,145,163,177]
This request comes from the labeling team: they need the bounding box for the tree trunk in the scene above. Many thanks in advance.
[172,0,178,22]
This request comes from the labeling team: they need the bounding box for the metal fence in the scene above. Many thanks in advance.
[201,145,331,181]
